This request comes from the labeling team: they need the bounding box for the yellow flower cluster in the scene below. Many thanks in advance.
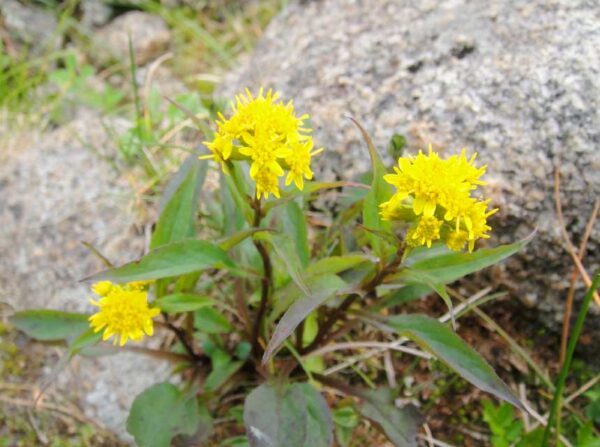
[203,88,322,199]
[89,281,159,346]
[380,148,497,252]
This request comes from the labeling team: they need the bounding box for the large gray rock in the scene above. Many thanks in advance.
[95,11,171,65]
[0,110,174,439]
[222,0,600,348]
[0,0,59,53]
[80,0,113,29]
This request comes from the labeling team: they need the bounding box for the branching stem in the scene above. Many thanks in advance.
[300,246,404,354]
[250,198,273,357]
[163,319,207,365]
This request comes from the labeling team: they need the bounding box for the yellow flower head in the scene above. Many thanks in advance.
[203,88,322,199]
[445,229,469,251]
[88,281,160,346]
[407,215,443,248]
[381,147,497,252]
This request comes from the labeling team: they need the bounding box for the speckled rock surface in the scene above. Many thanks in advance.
[95,11,171,65]
[222,0,600,348]
[81,0,113,29]
[0,0,59,53]
[0,110,173,439]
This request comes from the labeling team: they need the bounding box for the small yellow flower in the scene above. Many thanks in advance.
[445,229,468,251]
[284,138,323,190]
[381,147,496,252]
[239,128,287,180]
[203,88,322,198]
[464,200,498,252]
[407,215,443,248]
[254,166,282,199]
[88,281,160,346]
[92,281,114,297]
[127,280,154,291]
[379,194,405,221]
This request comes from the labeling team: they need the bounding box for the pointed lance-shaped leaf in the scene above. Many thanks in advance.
[87,240,235,283]
[370,313,523,409]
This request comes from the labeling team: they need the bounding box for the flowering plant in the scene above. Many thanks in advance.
[12,89,532,447]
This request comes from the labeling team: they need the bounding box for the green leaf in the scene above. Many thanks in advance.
[333,405,359,447]
[194,307,233,333]
[156,293,214,313]
[388,133,406,159]
[271,273,348,323]
[332,406,360,447]
[203,343,244,391]
[218,228,274,251]
[235,341,252,360]
[205,359,244,392]
[226,163,253,224]
[391,236,533,285]
[333,405,359,428]
[302,312,319,346]
[376,314,522,409]
[256,232,310,295]
[516,428,544,447]
[585,388,600,424]
[69,329,102,356]
[355,388,421,447]
[305,254,371,277]
[151,157,206,249]
[11,310,89,341]
[576,422,600,447]
[173,272,202,294]
[126,382,206,447]
[397,269,455,328]
[221,169,250,234]
[482,400,523,445]
[263,275,346,362]
[283,200,310,268]
[376,284,432,308]
[351,118,392,262]
[244,382,333,447]
[89,240,235,283]
[222,436,250,447]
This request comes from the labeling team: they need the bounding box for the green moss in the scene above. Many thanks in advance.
[0,324,125,446]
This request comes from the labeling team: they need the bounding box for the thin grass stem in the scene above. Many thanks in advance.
[540,272,600,446]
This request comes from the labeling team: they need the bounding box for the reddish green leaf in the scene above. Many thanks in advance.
[376,314,522,409]
[263,274,346,362]
[355,388,421,447]
[244,382,333,447]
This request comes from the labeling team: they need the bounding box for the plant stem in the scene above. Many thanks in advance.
[251,197,273,357]
[295,319,305,351]
[300,247,404,354]
[541,272,600,447]
[167,322,199,358]
[162,315,206,365]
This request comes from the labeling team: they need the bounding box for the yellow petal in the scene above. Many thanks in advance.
[423,201,436,217]
[144,321,154,336]
[413,197,425,215]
